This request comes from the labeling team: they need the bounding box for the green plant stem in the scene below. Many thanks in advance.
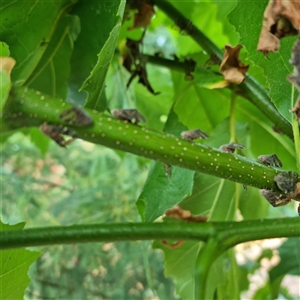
[195,239,224,300]
[3,86,294,191]
[229,91,237,143]
[154,0,294,139]
[1,218,299,250]
[144,54,194,73]
[291,85,300,173]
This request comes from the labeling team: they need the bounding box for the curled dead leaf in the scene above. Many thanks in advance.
[257,0,300,56]
[128,2,155,30]
[165,205,207,222]
[220,45,249,84]
[0,57,16,78]
[123,38,159,95]
[161,206,207,248]
[161,240,185,249]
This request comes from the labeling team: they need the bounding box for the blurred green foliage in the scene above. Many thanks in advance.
[1,132,179,299]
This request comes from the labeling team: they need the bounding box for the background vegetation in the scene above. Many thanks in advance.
[1,0,299,299]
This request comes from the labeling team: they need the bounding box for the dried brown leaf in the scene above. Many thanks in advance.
[128,2,155,30]
[161,240,185,249]
[220,45,249,84]
[165,205,207,222]
[257,0,300,56]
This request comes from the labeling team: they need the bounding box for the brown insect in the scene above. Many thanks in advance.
[274,171,299,194]
[260,189,291,207]
[112,109,146,124]
[60,106,93,126]
[181,129,209,141]
[258,154,282,168]
[220,142,245,153]
[40,123,77,148]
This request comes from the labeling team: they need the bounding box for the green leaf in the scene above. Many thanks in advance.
[172,71,230,134]
[153,240,201,299]
[30,127,50,155]
[0,220,41,300]
[236,96,297,172]
[137,109,195,222]
[170,1,230,56]
[26,14,80,99]
[134,65,175,131]
[0,41,10,56]
[211,0,239,45]
[0,0,77,84]
[228,0,297,123]
[68,0,125,109]
[181,118,248,221]
[194,67,227,89]
[212,249,240,300]
[269,237,300,299]
[252,283,271,300]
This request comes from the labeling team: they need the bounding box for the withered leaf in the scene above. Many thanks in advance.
[161,240,185,249]
[128,2,155,30]
[123,38,159,95]
[257,0,300,56]
[165,205,207,222]
[220,45,249,84]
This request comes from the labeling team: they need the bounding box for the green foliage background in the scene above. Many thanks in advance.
[1,0,299,299]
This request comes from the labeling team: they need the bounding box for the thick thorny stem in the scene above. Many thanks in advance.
[2,86,295,191]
